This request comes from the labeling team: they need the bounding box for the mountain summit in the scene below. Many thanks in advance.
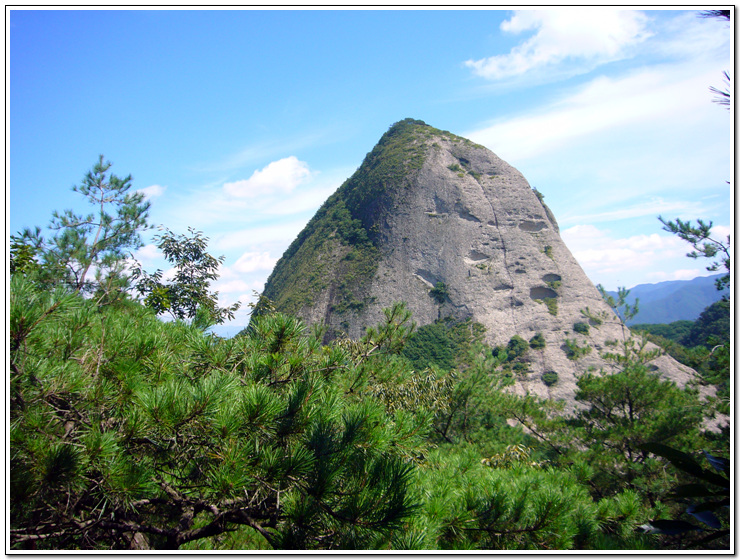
[261,119,699,404]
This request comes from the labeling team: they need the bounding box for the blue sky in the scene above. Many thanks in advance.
[8,8,732,334]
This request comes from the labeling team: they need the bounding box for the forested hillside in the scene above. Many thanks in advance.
[606,274,728,325]
[8,157,730,551]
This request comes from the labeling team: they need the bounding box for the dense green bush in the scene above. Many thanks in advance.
[563,338,592,360]
[402,317,485,372]
[429,282,448,304]
[11,269,725,550]
[529,332,546,349]
[683,300,730,348]
[10,283,427,550]
[631,320,694,344]
[506,335,529,360]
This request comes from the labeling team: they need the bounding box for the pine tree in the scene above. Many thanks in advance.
[9,281,425,550]
[17,155,150,297]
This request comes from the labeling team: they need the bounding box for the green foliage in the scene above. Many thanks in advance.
[11,269,722,550]
[362,302,417,356]
[9,234,41,276]
[490,334,532,380]
[133,227,240,326]
[541,371,558,386]
[16,155,150,296]
[402,322,454,371]
[630,300,729,414]
[401,318,485,372]
[638,443,729,547]
[563,338,592,361]
[481,444,542,468]
[571,338,706,497]
[528,332,546,349]
[506,335,529,360]
[580,307,606,326]
[573,322,590,335]
[542,245,554,259]
[10,281,426,550]
[631,320,694,343]
[408,449,653,550]
[541,297,558,316]
[683,300,730,349]
[658,217,730,292]
[597,285,639,324]
[429,282,448,304]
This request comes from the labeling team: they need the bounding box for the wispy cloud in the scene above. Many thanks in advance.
[154,160,348,236]
[193,129,334,175]
[562,198,700,226]
[466,62,724,163]
[138,184,167,200]
[465,9,651,82]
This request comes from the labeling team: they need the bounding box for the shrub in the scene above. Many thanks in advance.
[430,282,448,304]
[512,362,529,375]
[542,371,559,386]
[507,335,529,360]
[573,322,590,335]
[563,338,592,361]
[542,297,558,316]
[529,332,546,350]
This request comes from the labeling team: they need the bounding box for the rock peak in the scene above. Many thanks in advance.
[259,120,701,408]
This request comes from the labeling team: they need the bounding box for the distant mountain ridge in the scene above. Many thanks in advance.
[608,274,727,326]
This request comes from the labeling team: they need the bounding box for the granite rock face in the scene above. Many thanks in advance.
[261,119,704,409]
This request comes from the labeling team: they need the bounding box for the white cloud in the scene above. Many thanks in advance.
[465,9,651,81]
[132,243,162,264]
[560,223,718,288]
[672,268,714,281]
[466,63,722,163]
[233,251,278,274]
[138,184,167,200]
[564,198,700,226]
[223,156,311,198]
[214,219,309,251]
[214,279,255,295]
[711,225,731,242]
